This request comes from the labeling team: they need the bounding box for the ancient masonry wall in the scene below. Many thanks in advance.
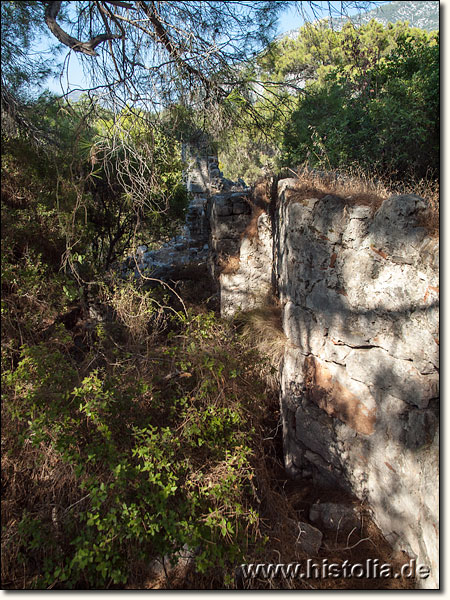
[181,142,266,312]
[208,177,439,589]
[208,191,273,316]
[275,180,439,589]
[183,145,439,588]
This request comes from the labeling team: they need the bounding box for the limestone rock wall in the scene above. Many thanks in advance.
[209,175,439,588]
[274,179,439,588]
[208,191,273,317]
[182,140,215,195]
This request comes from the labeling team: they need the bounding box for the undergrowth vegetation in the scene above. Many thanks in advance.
[1,101,272,589]
[1,133,280,586]
[2,253,273,588]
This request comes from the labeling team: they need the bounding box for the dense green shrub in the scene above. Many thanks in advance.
[280,22,439,178]
[218,20,439,183]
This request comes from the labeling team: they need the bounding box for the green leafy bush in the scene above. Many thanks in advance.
[281,23,439,179]
[217,20,439,184]
[2,291,270,588]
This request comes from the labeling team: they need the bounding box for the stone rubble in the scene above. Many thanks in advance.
[295,520,323,555]
[309,502,362,535]
[123,144,248,285]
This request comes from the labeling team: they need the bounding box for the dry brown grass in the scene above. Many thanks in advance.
[104,280,167,343]
[241,205,265,242]
[218,253,241,275]
[240,177,274,243]
[252,179,272,208]
[284,165,439,236]
[396,175,439,237]
[285,166,390,213]
[236,305,288,384]
[1,408,81,589]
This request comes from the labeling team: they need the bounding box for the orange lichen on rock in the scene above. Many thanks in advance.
[304,356,376,435]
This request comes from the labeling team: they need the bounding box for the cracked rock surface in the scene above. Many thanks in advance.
[275,186,439,588]
[212,176,439,588]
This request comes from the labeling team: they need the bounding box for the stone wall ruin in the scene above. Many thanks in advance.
[183,146,440,588]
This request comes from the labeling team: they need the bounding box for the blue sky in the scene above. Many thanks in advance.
[42,1,388,95]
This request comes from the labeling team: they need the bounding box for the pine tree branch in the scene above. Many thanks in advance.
[45,0,121,56]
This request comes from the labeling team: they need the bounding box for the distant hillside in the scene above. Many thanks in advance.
[331,1,439,32]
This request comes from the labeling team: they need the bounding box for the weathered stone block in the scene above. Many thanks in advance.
[345,347,438,408]
[311,194,350,243]
[295,521,323,555]
[278,177,300,197]
[309,503,361,534]
[303,355,377,435]
[215,204,233,217]
[232,201,251,215]
[295,404,341,468]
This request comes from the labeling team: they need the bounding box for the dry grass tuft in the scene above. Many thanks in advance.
[242,177,274,242]
[394,174,439,237]
[286,166,390,213]
[285,165,439,236]
[236,305,288,383]
[104,280,167,344]
[218,253,241,275]
[252,179,271,207]
[241,205,265,241]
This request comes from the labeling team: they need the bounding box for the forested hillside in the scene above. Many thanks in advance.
[1,0,439,590]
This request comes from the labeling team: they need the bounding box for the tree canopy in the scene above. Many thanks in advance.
[218,17,439,181]
[2,2,377,106]
[2,1,287,107]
